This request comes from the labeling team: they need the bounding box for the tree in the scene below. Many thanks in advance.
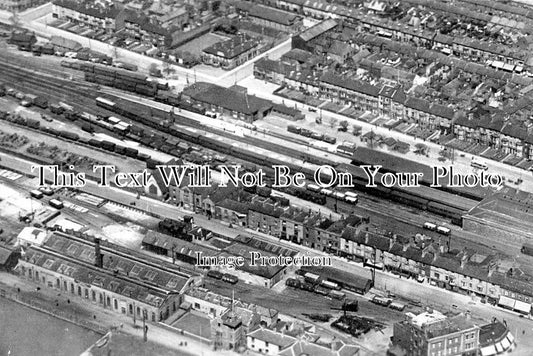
[329,118,338,128]
[366,131,376,149]
[339,120,349,132]
[148,63,158,74]
[439,148,452,161]
[414,143,428,155]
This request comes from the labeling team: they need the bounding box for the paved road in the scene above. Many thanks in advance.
[0,272,222,356]
[7,4,533,195]
[2,144,532,353]
[239,76,533,193]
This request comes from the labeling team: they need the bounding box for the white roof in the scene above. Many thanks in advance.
[514,300,531,314]
[410,310,447,327]
[498,296,516,309]
[17,227,48,246]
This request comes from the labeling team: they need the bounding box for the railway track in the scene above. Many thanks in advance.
[0,63,103,117]
[0,57,461,233]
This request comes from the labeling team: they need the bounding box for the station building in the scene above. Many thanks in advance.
[15,232,199,323]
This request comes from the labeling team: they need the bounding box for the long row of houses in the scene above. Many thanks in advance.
[143,168,533,315]
[52,0,173,47]
[273,0,533,69]
[255,56,458,132]
[255,53,533,158]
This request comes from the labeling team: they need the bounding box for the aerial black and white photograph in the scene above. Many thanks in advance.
[0,0,532,355]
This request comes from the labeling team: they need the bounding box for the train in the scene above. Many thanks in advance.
[92,95,474,224]
[61,60,169,98]
[49,198,64,209]
[423,222,451,235]
[305,183,358,205]
[0,104,150,163]
[1,77,478,227]
[288,125,337,145]
[285,277,346,300]
[336,163,475,225]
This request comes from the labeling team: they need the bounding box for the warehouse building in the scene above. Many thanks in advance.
[15,232,198,323]
[235,1,303,33]
[187,83,273,122]
[299,265,373,295]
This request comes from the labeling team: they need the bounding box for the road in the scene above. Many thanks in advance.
[6,3,533,195]
[1,130,533,354]
[3,3,291,90]
[0,272,221,356]
[238,76,533,193]
[3,5,533,354]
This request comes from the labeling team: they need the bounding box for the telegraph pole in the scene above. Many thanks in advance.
[142,311,148,342]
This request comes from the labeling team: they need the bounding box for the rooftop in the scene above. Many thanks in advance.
[53,0,120,19]
[247,328,296,348]
[24,246,169,307]
[297,18,338,42]
[479,320,509,347]
[203,34,259,59]
[189,83,273,116]
[43,233,191,295]
[236,2,300,26]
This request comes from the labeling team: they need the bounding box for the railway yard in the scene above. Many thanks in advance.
[2,4,533,355]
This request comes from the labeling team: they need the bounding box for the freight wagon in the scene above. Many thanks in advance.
[49,199,64,209]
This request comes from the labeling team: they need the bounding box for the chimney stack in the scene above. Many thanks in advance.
[94,237,103,268]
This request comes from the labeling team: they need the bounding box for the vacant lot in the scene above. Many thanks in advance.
[172,311,211,339]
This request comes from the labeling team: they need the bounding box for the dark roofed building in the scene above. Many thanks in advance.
[253,57,297,84]
[235,2,303,33]
[202,34,261,70]
[216,198,250,227]
[320,71,380,97]
[479,320,515,356]
[142,230,219,265]
[392,312,479,356]
[117,9,171,47]
[8,32,37,47]
[188,83,273,122]
[17,232,197,323]
[300,265,373,294]
[248,202,286,237]
[52,0,119,33]
[292,19,338,52]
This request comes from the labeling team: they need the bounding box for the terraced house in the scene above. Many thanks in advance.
[52,0,119,33]
[235,2,303,33]
[202,34,260,70]
[116,10,171,47]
